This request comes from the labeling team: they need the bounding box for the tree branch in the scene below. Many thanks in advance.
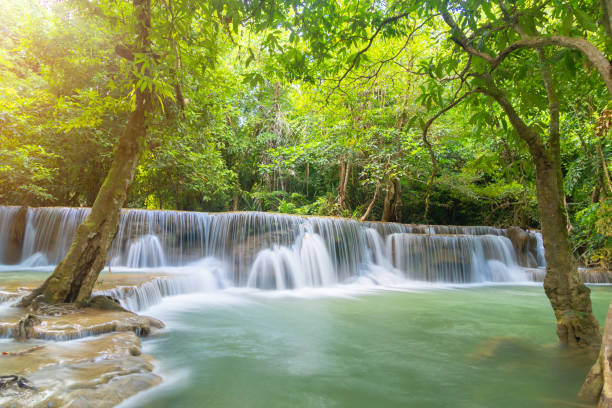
[441,8,612,97]
[325,12,410,100]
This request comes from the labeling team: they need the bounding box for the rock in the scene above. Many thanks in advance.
[0,308,164,341]
[580,301,612,406]
[14,314,41,342]
[0,332,161,408]
[580,351,604,403]
[467,336,530,362]
[506,226,537,267]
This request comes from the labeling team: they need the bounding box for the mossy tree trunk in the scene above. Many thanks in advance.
[535,156,601,346]
[19,0,152,306]
[481,75,601,347]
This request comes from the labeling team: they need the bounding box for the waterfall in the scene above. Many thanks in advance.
[247,226,337,289]
[0,206,550,289]
[533,231,546,267]
[386,233,526,283]
[0,206,19,263]
[124,234,166,268]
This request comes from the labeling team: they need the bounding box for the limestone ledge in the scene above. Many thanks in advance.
[0,308,164,340]
[0,272,169,295]
[0,331,161,408]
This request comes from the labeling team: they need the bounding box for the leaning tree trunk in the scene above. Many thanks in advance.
[18,0,151,306]
[535,155,601,347]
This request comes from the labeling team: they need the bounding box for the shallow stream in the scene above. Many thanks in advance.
[118,284,611,408]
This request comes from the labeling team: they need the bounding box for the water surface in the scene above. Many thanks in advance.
[122,285,611,408]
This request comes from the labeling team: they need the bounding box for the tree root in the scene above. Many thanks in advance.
[0,375,38,391]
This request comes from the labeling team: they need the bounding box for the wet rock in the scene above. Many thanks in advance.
[506,226,536,268]
[580,301,612,406]
[1,308,164,341]
[14,314,41,341]
[85,295,128,311]
[0,332,161,408]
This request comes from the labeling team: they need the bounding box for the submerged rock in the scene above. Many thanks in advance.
[0,331,161,407]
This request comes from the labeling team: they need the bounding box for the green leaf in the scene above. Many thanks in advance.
[560,10,573,35]
[518,15,537,36]
[573,7,597,32]
[481,2,495,21]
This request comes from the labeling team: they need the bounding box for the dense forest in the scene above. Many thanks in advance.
[0,0,610,272]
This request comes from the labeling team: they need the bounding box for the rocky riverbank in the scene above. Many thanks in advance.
[1,331,161,407]
[0,274,169,407]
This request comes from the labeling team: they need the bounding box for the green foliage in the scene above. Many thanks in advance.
[0,0,610,268]
[572,200,612,269]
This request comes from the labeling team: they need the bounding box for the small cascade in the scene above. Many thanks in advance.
[20,252,50,267]
[0,206,19,263]
[124,234,166,268]
[247,227,337,289]
[528,268,612,284]
[0,205,554,289]
[533,231,546,267]
[365,228,389,266]
[387,233,526,283]
[95,259,229,312]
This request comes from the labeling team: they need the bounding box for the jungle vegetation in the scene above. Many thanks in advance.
[0,0,611,345]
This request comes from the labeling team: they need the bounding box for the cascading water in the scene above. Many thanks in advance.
[124,234,166,268]
[0,206,19,262]
[0,206,547,291]
[247,226,337,289]
[386,233,526,282]
[533,231,546,267]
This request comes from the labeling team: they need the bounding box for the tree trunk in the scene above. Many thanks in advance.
[232,193,239,211]
[535,156,601,347]
[18,0,152,306]
[480,76,601,347]
[337,161,345,209]
[359,184,379,222]
[381,178,401,222]
[597,138,612,195]
[337,160,352,211]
